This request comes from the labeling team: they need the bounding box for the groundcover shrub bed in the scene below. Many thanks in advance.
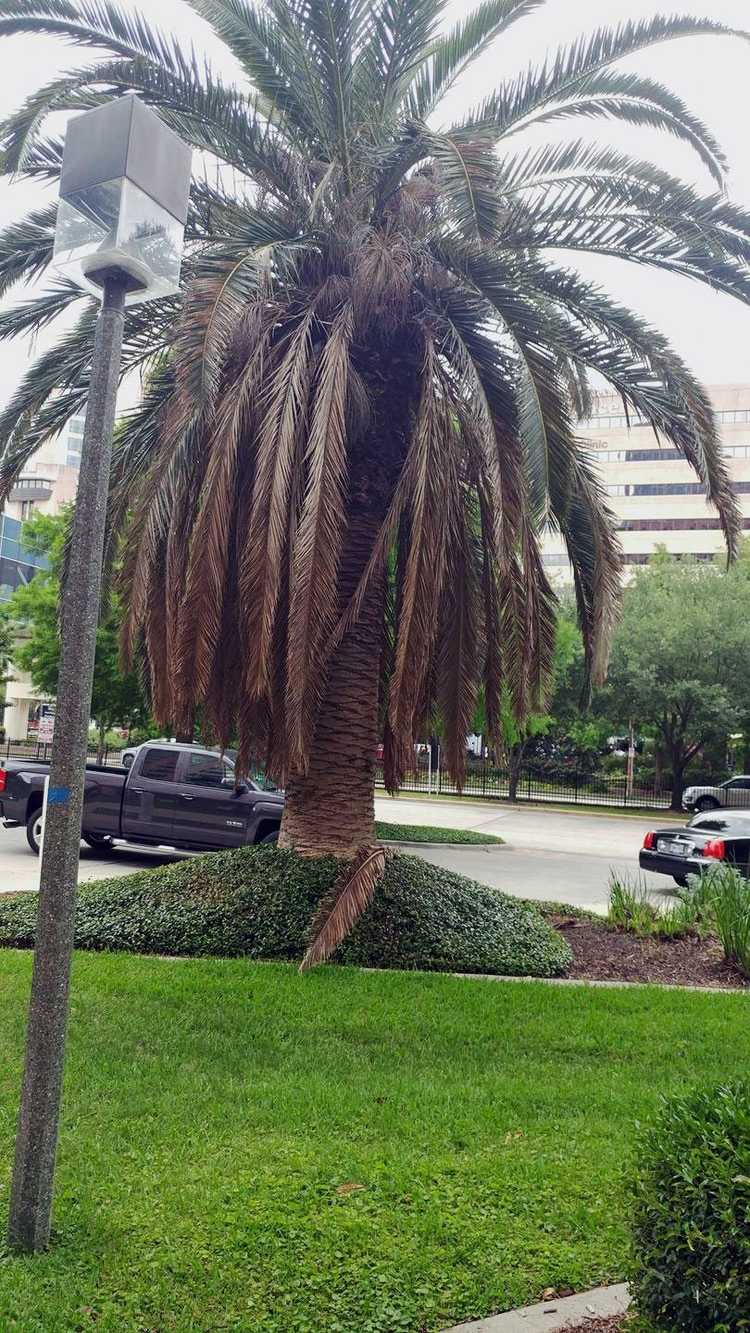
[0,847,570,977]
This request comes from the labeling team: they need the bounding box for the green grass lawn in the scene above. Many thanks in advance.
[0,954,746,1332]
[375,822,504,844]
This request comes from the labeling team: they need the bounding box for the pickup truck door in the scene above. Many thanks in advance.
[121,746,181,843]
[172,750,250,848]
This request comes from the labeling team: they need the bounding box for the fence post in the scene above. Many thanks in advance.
[436,746,441,795]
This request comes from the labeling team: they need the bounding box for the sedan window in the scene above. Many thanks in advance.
[690,814,750,833]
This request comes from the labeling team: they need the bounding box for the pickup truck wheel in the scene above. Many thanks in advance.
[83,833,115,853]
[260,829,279,845]
[26,809,43,855]
[695,796,720,812]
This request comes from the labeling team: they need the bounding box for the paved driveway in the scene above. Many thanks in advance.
[0,797,679,913]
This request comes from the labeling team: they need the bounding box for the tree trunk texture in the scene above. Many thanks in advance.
[670,756,685,812]
[279,515,384,858]
[508,744,523,802]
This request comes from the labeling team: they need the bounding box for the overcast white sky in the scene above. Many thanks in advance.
[0,0,749,407]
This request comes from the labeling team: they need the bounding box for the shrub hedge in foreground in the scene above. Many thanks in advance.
[0,846,570,976]
[630,1081,750,1332]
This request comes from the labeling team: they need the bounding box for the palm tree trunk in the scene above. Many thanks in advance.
[279,516,384,858]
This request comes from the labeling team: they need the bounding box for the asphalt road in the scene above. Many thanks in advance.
[0,796,680,912]
[376,796,680,913]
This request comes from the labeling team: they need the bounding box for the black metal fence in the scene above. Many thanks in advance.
[0,740,125,769]
[375,750,678,810]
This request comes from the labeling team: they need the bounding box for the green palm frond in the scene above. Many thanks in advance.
[0,0,187,64]
[0,202,57,298]
[0,278,84,340]
[356,0,442,115]
[410,0,544,119]
[187,0,325,145]
[461,13,747,150]
[1,58,295,192]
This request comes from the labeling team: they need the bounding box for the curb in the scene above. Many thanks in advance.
[379,839,506,850]
[451,971,748,995]
[443,1282,630,1332]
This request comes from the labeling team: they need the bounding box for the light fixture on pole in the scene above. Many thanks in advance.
[7,96,191,1254]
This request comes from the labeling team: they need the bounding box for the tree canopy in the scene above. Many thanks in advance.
[605,550,750,805]
[3,510,148,747]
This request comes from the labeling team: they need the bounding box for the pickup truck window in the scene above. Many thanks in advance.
[140,748,180,782]
[184,752,233,788]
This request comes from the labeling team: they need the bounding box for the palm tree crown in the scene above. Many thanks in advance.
[0,0,749,804]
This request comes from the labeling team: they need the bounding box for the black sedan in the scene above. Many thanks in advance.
[639,811,750,886]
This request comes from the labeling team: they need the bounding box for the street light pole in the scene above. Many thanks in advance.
[7,272,128,1253]
[5,95,191,1255]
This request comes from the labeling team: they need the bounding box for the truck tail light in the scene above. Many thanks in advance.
[642,831,656,849]
[0,768,6,793]
[703,839,726,860]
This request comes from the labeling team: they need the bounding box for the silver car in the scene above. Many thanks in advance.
[682,775,750,813]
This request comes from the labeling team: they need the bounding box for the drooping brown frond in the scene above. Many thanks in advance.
[388,337,456,747]
[300,845,387,971]
[437,494,482,788]
[240,306,316,701]
[175,312,273,711]
[286,302,354,766]
[350,225,413,332]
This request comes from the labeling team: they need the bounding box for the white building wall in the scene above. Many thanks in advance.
[542,384,750,581]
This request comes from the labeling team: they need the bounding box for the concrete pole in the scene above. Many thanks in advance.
[7,272,127,1253]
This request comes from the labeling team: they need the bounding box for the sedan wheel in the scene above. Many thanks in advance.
[673,874,689,888]
[695,796,720,812]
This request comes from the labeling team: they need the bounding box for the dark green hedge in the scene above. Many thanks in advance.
[0,847,570,977]
[630,1081,750,1332]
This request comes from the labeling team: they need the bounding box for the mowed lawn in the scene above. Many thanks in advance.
[0,954,747,1332]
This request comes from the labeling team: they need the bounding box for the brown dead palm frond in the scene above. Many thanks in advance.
[286,302,354,766]
[437,493,482,788]
[240,306,317,701]
[300,845,388,971]
[388,338,456,747]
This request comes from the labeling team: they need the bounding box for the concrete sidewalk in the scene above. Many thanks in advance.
[444,1283,630,1332]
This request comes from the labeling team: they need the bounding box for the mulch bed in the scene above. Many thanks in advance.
[552,916,749,990]
[563,1319,627,1332]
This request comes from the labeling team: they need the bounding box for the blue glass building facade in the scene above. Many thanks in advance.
[0,515,48,601]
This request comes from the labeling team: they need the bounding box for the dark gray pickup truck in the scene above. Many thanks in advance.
[0,741,284,855]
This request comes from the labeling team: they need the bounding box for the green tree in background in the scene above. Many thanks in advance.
[500,614,583,800]
[606,551,750,809]
[3,511,148,760]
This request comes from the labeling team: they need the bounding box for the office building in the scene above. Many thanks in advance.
[542,385,750,581]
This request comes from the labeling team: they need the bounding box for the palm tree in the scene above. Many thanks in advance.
[0,1,748,887]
